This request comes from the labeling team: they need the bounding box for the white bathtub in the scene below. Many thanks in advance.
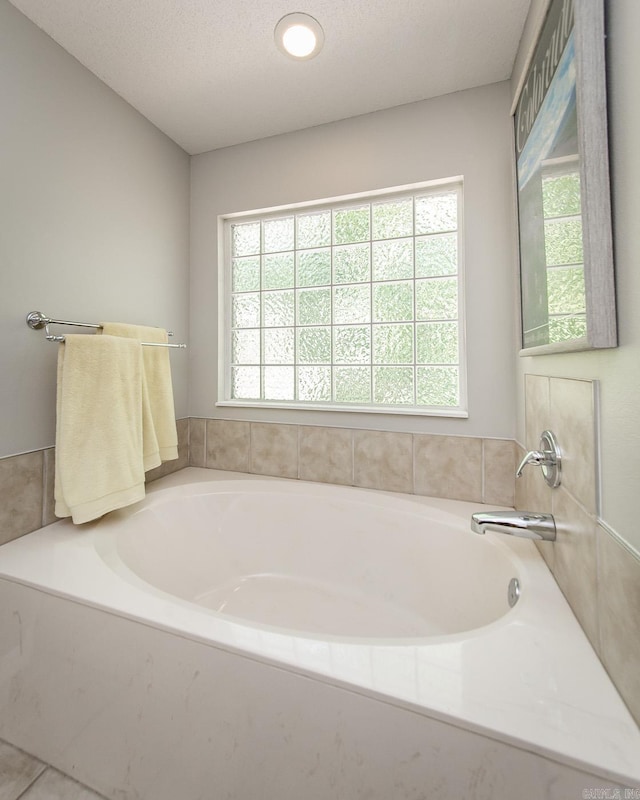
[99,476,519,641]
[0,468,638,799]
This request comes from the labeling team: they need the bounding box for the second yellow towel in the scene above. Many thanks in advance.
[101,322,179,470]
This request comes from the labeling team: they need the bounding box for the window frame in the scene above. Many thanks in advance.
[217,178,467,417]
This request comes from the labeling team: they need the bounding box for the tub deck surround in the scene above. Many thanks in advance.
[0,470,638,794]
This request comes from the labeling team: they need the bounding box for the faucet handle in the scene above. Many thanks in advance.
[515,430,561,488]
[516,449,546,477]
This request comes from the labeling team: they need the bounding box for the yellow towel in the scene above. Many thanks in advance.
[100,322,178,470]
[55,335,145,524]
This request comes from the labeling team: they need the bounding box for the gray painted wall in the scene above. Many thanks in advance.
[190,81,517,438]
[0,0,190,458]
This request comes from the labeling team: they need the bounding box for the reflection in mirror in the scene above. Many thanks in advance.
[516,0,584,349]
[541,158,586,343]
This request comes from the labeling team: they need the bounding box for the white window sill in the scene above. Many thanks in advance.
[215,400,468,418]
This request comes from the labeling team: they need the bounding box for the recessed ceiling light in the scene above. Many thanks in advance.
[274,13,324,60]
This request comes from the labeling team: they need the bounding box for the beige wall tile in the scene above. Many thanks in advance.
[597,528,640,725]
[514,444,554,515]
[549,378,597,515]
[0,451,44,545]
[206,420,250,473]
[514,444,528,510]
[176,418,189,469]
[144,458,179,482]
[483,439,516,506]
[551,487,600,651]
[250,423,298,479]
[145,460,170,482]
[145,418,189,483]
[189,418,206,468]
[299,426,353,486]
[534,538,556,575]
[414,435,482,502]
[524,374,551,448]
[353,430,413,494]
[42,448,56,527]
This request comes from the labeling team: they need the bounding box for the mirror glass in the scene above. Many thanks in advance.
[514,0,615,353]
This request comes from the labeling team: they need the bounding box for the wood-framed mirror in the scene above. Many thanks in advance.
[513,0,617,354]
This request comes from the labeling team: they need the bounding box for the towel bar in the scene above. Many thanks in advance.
[26,311,187,349]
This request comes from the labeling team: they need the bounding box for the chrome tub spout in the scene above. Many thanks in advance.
[471,511,556,541]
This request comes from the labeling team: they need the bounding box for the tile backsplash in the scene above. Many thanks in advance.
[0,450,48,546]
[516,374,640,726]
[0,418,514,547]
[190,417,516,506]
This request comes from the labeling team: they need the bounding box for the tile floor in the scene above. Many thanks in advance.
[0,739,107,800]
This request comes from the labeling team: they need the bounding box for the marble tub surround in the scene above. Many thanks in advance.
[0,575,633,800]
[1,469,639,797]
[0,419,189,547]
[192,418,517,506]
[516,374,640,726]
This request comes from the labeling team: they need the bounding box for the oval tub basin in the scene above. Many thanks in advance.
[102,479,519,640]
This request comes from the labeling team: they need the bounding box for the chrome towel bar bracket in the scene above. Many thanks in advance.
[26,311,187,349]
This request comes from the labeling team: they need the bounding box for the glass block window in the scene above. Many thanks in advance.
[221,181,465,414]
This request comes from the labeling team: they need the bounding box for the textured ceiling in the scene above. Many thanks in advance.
[9,0,531,155]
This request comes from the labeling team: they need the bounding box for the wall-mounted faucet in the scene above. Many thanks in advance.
[471,511,556,541]
[470,430,560,542]
[516,430,562,488]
